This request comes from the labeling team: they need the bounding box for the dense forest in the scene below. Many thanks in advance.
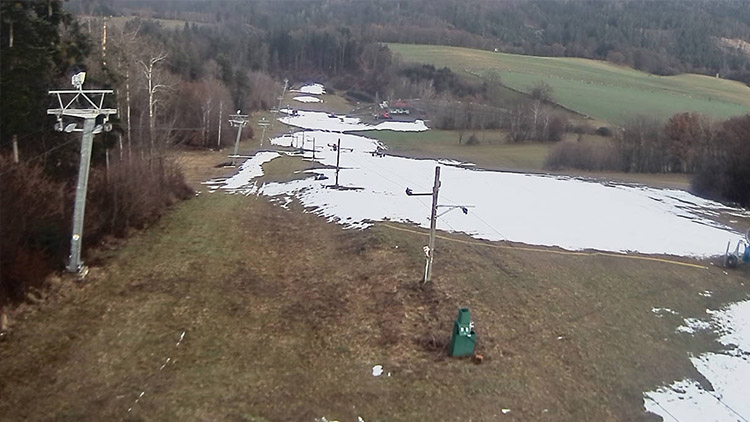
[67,0,750,83]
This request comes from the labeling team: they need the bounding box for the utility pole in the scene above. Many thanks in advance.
[335,138,342,187]
[229,110,249,166]
[258,117,269,147]
[48,72,116,276]
[217,101,223,148]
[426,167,440,282]
[406,166,471,284]
[328,138,353,188]
[275,78,289,119]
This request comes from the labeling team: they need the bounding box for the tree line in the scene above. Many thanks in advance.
[68,0,750,84]
[545,112,750,207]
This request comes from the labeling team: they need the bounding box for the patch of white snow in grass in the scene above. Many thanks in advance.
[676,318,712,334]
[372,120,429,132]
[279,110,428,133]
[644,300,750,422]
[652,308,680,317]
[291,83,325,95]
[293,96,322,103]
[219,130,745,257]
[220,151,280,191]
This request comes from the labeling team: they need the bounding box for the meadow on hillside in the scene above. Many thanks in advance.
[389,44,750,125]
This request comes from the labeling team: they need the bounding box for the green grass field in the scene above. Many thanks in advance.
[355,129,550,171]
[388,44,750,125]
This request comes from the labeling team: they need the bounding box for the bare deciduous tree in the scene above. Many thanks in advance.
[137,49,170,152]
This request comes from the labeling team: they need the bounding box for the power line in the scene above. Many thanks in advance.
[708,393,750,422]
[0,136,82,178]
[351,153,508,241]
[381,223,709,270]
[469,210,508,241]
[652,400,682,422]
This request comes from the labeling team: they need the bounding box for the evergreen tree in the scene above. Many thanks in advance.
[0,0,90,152]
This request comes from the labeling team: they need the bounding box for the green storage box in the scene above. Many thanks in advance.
[450,308,477,357]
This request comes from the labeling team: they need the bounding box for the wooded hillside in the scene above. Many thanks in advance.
[68,0,750,84]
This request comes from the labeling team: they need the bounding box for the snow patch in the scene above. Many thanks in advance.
[293,96,322,104]
[292,83,325,95]
[217,130,745,257]
[279,110,428,133]
[676,318,711,334]
[220,151,280,191]
[644,300,750,421]
[372,120,429,132]
[652,308,680,317]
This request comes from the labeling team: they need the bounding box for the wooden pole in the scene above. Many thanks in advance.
[425,166,441,283]
[335,138,341,187]
[217,101,222,148]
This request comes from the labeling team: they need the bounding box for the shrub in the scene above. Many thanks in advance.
[466,133,480,145]
[346,91,374,103]
[0,150,193,305]
[546,116,568,142]
[596,126,613,137]
[87,153,193,237]
[569,124,596,135]
[544,139,621,171]
[0,155,67,302]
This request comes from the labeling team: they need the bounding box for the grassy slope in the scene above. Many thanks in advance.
[388,44,750,125]
[353,129,550,171]
[1,185,748,421]
[358,130,691,189]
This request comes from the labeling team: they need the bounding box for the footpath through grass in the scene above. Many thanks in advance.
[389,43,750,125]
[1,187,748,421]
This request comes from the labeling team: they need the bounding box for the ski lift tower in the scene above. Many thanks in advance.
[48,72,117,276]
[228,110,249,166]
[275,78,289,118]
[258,117,270,147]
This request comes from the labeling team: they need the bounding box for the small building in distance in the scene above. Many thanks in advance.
[389,99,411,115]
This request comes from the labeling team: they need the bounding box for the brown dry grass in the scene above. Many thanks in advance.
[1,189,748,422]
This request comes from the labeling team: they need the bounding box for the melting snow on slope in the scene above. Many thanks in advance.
[293,96,322,104]
[644,300,750,422]
[676,318,712,334]
[291,83,325,95]
[372,120,429,132]
[279,110,428,132]
[220,151,280,190]
[217,130,745,257]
